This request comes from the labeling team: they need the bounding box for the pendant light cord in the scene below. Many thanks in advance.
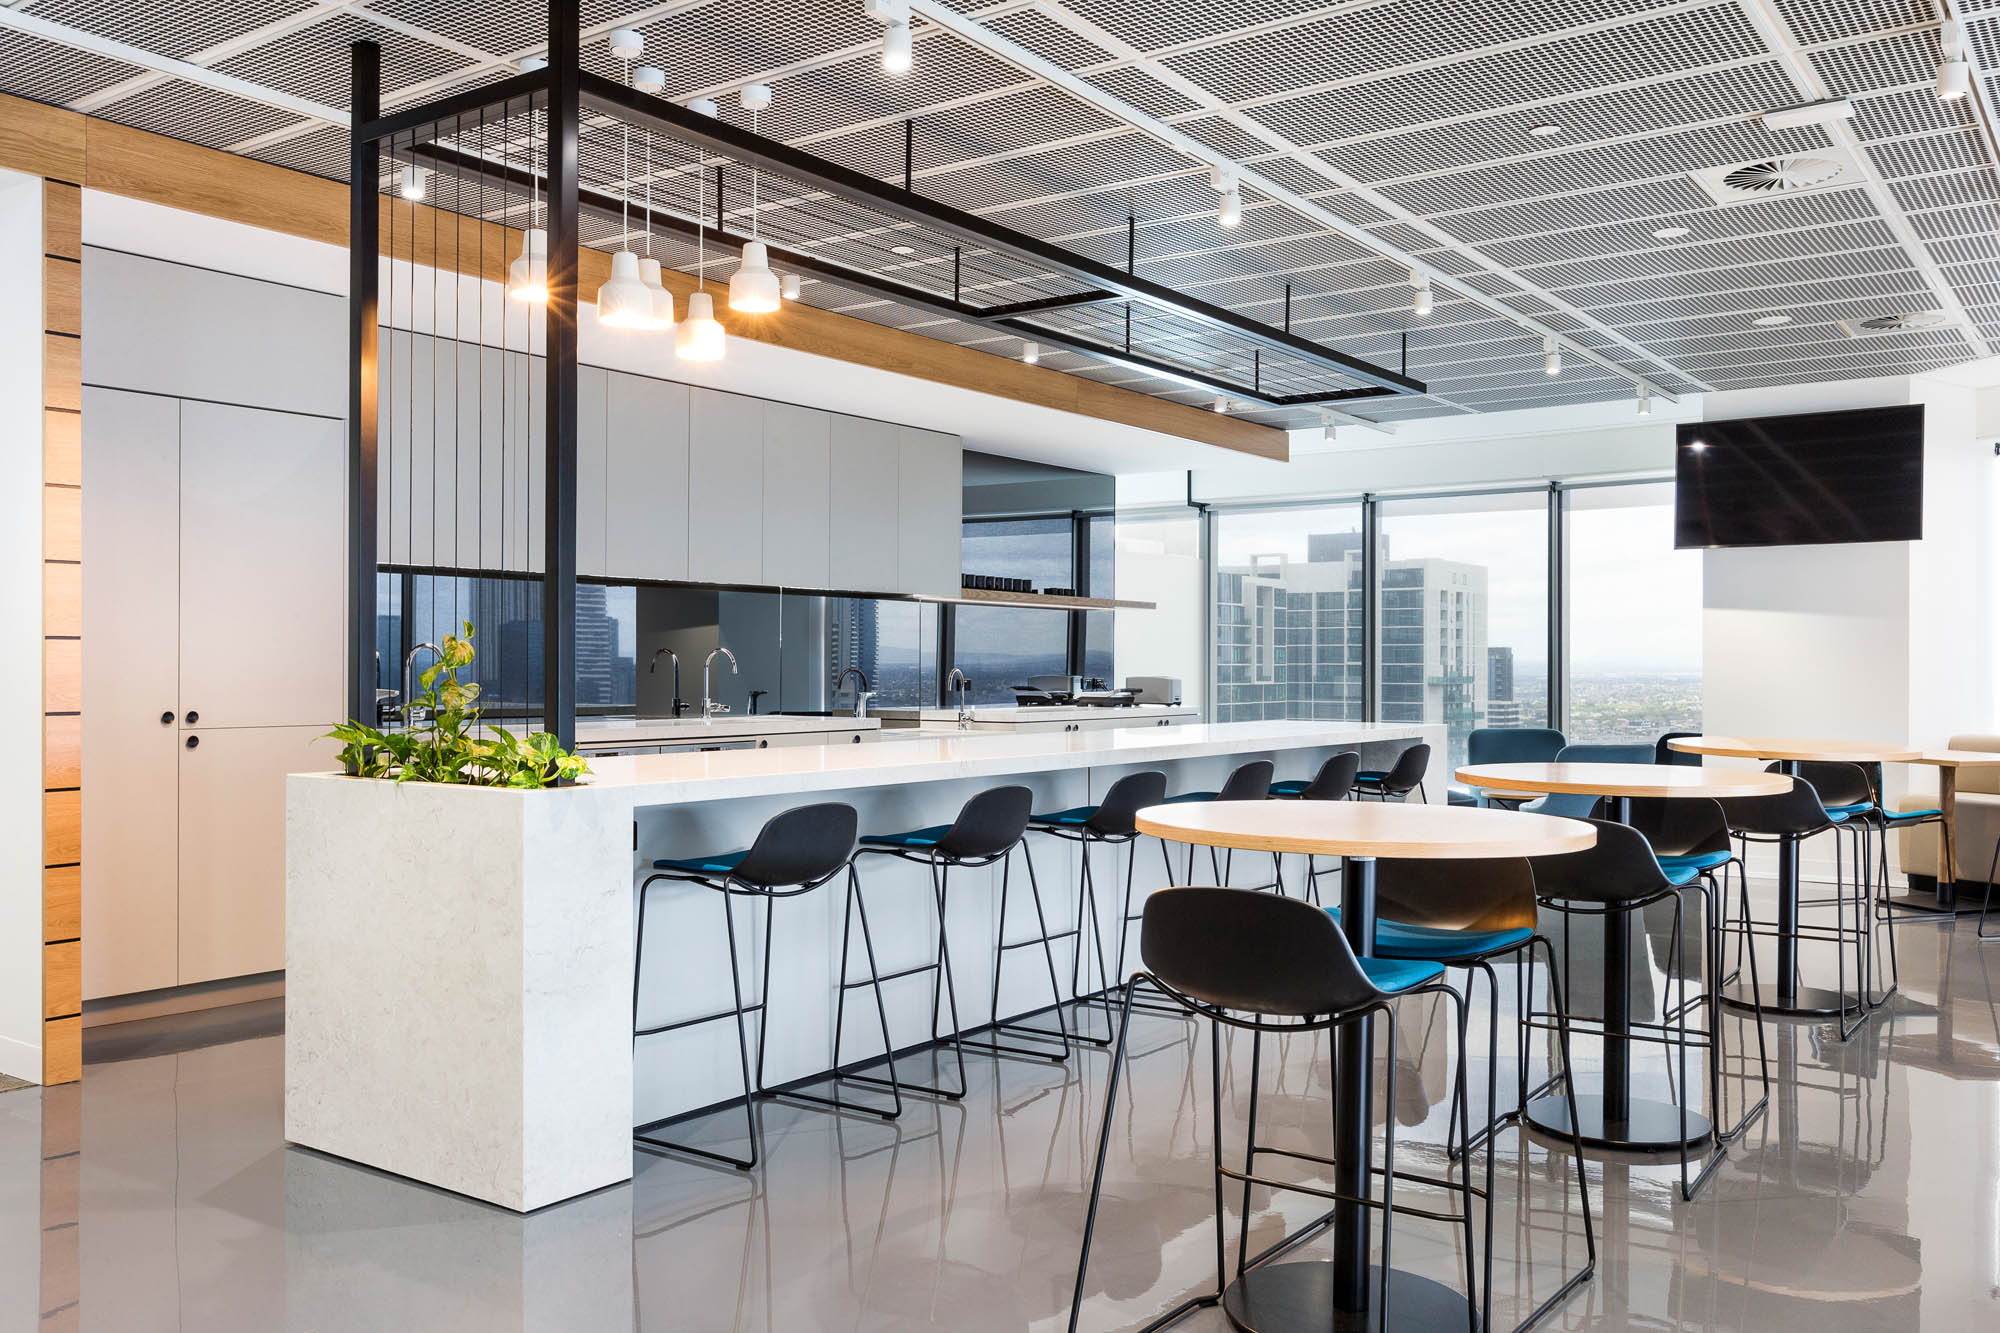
[621,58,631,245]
[750,108,760,239]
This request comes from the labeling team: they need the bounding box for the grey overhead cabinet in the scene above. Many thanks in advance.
[898,426,963,598]
[605,371,689,582]
[828,414,900,593]
[686,387,766,586]
[761,401,832,587]
[82,388,344,999]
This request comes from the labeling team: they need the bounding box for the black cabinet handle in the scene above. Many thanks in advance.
[160,711,174,725]
[185,735,199,749]
[185,710,199,724]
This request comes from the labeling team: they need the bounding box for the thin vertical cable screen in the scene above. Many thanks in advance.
[377,98,552,741]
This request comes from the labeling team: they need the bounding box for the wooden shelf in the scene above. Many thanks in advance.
[938,586,1156,611]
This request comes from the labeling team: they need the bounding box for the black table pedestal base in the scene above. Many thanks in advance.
[1524,1092,1711,1151]
[1720,981,1859,1020]
[1222,1261,1472,1333]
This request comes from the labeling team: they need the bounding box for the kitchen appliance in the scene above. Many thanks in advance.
[1010,676,1142,707]
[1125,676,1182,706]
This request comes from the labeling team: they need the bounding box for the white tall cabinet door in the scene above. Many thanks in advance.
[606,373,690,582]
[897,426,962,596]
[178,400,346,730]
[177,725,336,986]
[80,388,182,1001]
[687,388,765,586]
[828,414,899,592]
[577,365,609,577]
[762,402,831,588]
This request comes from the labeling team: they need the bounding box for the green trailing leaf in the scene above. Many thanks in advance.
[323,621,590,789]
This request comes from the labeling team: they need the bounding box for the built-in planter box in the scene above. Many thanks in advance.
[285,773,632,1212]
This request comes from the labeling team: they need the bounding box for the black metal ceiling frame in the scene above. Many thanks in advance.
[368,73,1424,407]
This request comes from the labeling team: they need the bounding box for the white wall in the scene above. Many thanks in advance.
[1114,473,1206,716]
[0,169,44,1082]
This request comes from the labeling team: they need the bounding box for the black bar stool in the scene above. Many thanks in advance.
[1370,856,1596,1332]
[1720,777,1871,1040]
[1776,760,1892,1009]
[1271,751,1360,902]
[1069,886,1476,1333]
[1529,819,1766,1201]
[1353,741,1432,802]
[632,801,883,1171]
[1163,759,1279,889]
[846,785,1069,1077]
[1027,769,1170,1036]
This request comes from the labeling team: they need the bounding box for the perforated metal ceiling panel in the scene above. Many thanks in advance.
[5,0,1996,426]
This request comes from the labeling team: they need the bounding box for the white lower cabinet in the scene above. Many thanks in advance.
[178,726,337,986]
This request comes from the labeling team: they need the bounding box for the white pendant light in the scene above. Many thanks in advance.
[633,65,665,94]
[679,135,726,362]
[882,19,913,75]
[598,250,654,327]
[730,241,781,312]
[1637,385,1652,416]
[596,42,653,329]
[1543,335,1562,376]
[688,97,719,118]
[677,291,726,360]
[729,85,782,313]
[1410,268,1433,318]
[1022,339,1039,364]
[780,272,802,301]
[637,256,674,329]
[399,164,425,200]
[509,81,547,303]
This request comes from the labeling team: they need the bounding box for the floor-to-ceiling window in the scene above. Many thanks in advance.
[1565,482,1701,743]
[1376,491,1550,768]
[1211,504,1366,722]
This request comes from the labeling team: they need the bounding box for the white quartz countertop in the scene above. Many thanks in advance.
[291,720,1435,813]
[875,704,1197,725]
[574,715,880,747]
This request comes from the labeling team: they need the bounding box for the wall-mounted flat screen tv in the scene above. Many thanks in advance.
[1673,403,1924,549]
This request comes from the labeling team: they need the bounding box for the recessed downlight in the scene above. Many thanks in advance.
[1528,123,1562,137]
[1652,225,1690,239]
[890,244,916,255]
[1752,314,1792,326]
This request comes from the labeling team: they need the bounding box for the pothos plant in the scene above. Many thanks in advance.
[324,621,591,789]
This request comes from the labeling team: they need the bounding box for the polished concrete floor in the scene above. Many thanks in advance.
[5,909,2000,1331]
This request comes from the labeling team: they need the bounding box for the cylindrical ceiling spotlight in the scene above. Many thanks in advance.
[1410,269,1433,318]
[1637,385,1652,416]
[1212,396,1231,414]
[607,27,644,60]
[688,97,719,118]
[882,19,913,75]
[633,65,665,94]
[780,272,802,301]
[399,164,425,201]
[1938,21,1970,101]
[1211,167,1243,228]
[1022,340,1040,364]
[1543,335,1562,376]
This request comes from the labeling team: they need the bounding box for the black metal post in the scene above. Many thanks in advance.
[1333,856,1378,1309]
[1360,495,1378,723]
[1548,480,1565,731]
[542,0,579,747]
[347,41,381,726]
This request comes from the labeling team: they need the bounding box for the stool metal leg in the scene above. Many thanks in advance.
[963,842,1082,1060]
[792,866,904,1122]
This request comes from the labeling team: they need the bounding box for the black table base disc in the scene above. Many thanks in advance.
[1720,981,1864,1020]
[1222,1261,1472,1333]
[1524,1092,1712,1152]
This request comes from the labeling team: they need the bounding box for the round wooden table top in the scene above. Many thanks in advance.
[1454,761,1793,799]
[1914,749,2000,767]
[1135,800,1597,860]
[1667,735,1923,764]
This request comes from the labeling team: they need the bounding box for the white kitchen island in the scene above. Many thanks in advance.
[284,720,1440,1211]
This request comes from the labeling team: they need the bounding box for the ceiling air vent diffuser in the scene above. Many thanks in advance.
[1836,311,1953,338]
[1692,149,1857,206]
